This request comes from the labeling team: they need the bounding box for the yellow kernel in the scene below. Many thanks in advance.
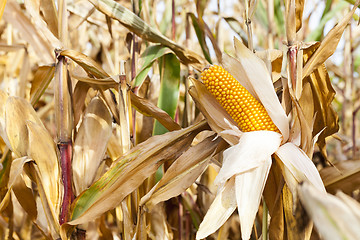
[201,65,280,133]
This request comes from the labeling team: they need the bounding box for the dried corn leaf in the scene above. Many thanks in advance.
[30,65,55,106]
[283,184,312,240]
[130,91,181,132]
[285,0,296,44]
[39,0,58,37]
[295,0,305,32]
[25,163,60,239]
[72,96,112,195]
[263,161,285,240]
[26,121,61,213]
[0,91,10,148]
[10,158,37,221]
[88,0,203,66]
[320,160,360,194]
[140,135,222,211]
[73,81,90,127]
[148,204,173,240]
[3,1,56,63]
[302,1,360,78]
[60,49,111,79]
[65,121,207,227]
[301,44,339,158]
[4,96,44,157]
[0,0,6,21]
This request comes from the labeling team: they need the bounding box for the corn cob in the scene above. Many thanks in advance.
[201,65,280,133]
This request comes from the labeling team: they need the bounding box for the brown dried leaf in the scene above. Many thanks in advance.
[140,135,222,211]
[302,1,360,78]
[5,97,44,157]
[30,65,55,106]
[39,0,58,37]
[320,160,360,194]
[72,96,112,195]
[26,121,62,213]
[301,44,339,158]
[60,50,111,79]
[130,91,181,132]
[283,184,312,240]
[88,0,204,67]
[295,0,305,32]
[65,121,208,227]
[73,81,90,127]
[3,1,57,63]
[285,0,296,44]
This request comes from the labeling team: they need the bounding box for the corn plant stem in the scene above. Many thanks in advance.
[288,46,297,92]
[172,0,176,41]
[262,199,268,240]
[244,0,253,51]
[58,141,73,224]
[55,52,74,225]
[178,196,183,240]
[353,106,360,158]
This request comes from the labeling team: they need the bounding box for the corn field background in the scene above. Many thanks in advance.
[1,0,360,239]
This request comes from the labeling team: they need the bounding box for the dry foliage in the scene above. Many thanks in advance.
[0,0,360,239]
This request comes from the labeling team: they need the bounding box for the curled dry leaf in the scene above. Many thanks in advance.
[302,1,360,78]
[72,96,112,195]
[140,135,223,211]
[5,96,45,157]
[320,159,360,194]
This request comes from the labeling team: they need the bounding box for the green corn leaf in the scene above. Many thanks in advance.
[153,53,181,136]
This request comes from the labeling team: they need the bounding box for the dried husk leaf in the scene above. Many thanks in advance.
[0,157,32,213]
[235,158,272,240]
[275,142,325,193]
[320,159,360,194]
[72,96,112,195]
[188,78,240,145]
[140,135,222,211]
[214,131,281,187]
[302,1,360,78]
[73,81,90,127]
[298,182,360,240]
[196,177,236,239]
